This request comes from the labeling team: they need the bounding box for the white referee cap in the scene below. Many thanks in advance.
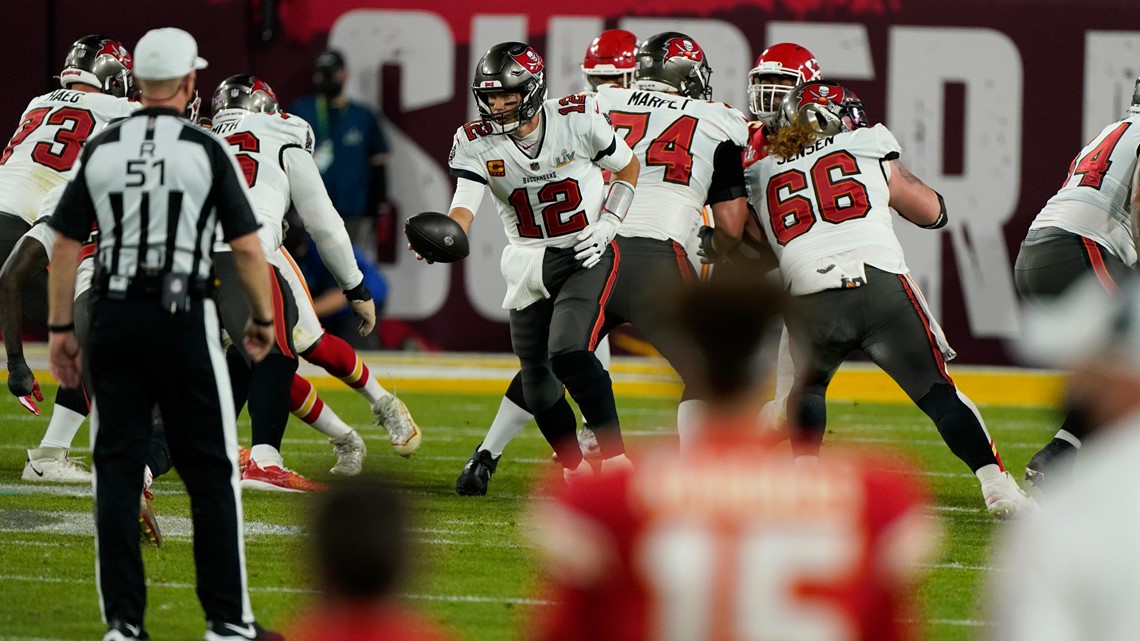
[134,28,208,81]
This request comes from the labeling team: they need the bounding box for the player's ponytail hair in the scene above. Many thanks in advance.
[765,120,819,160]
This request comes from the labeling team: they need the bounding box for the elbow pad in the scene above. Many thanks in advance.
[921,193,949,229]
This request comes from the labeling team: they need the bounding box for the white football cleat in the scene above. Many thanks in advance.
[601,452,634,475]
[982,471,1038,519]
[563,462,594,485]
[329,429,367,476]
[372,395,421,457]
[22,447,92,483]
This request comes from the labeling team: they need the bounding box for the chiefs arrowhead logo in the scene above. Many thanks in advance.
[510,47,544,75]
[663,37,703,63]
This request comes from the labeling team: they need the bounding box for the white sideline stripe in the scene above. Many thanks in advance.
[0,573,548,604]
[0,510,302,539]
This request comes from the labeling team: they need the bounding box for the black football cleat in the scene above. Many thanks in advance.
[455,446,499,496]
[1025,437,1078,493]
[103,620,149,641]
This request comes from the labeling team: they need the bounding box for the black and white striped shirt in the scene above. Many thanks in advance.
[50,106,259,288]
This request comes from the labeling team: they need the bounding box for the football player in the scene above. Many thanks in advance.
[210,75,381,490]
[454,33,749,494]
[581,29,638,92]
[423,42,639,485]
[747,81,1035,518]
[0,35,137,481]
[454,31,639,495]
[1012,79,1140,491]
[530,272,939,641]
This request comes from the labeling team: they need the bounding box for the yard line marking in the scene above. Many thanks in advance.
[927,561,1006,572]
[0,510,301,539]
[0,573,547,605]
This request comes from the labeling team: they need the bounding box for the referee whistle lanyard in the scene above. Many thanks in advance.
[313,95,335,174]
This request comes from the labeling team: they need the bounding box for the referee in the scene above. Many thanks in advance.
[47,28,281,641]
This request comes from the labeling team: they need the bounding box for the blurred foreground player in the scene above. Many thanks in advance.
[1013,78,1140,491]
[529,270,939,641]
[993,274,1140,641]
[289,476,454,641]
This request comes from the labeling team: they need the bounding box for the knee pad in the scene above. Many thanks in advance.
[550,351,607,391]
[519,364,561,414]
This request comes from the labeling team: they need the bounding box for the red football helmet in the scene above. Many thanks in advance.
[748,43,822,125]
[582,29,638,91]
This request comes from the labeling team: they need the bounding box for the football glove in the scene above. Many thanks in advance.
[345,283,377,336]
[696,225,720,264]
[7,356,42,415]
[573,213,621,269]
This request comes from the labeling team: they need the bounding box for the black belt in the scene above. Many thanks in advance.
[94,273,215,300]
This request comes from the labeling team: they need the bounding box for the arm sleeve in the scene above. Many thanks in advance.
[209,139,261,242]
[284,146,364,290]
[449,176,487,214]
[48,149,98,242]
[708,140,747,204]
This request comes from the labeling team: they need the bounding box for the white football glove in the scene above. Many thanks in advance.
[344,283,377,336]
[573,213,622,269]
[349,298,377,336]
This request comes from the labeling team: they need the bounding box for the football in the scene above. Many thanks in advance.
[404,212,470,263]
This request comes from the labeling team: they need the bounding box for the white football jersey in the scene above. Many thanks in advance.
[1029,114,1140,265]
[748,124,907,295]
[597,85,749,245]
[211,109,314,253]
[448,94,633,249]
[0,90,138,224]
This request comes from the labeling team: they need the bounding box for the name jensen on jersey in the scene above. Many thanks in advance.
[523,171,558,184]
[774,135,836,164]
[626,91,692,111]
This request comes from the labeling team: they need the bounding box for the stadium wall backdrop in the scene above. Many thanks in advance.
[8,0,1140,363]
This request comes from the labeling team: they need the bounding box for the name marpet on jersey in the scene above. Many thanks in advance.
[775,136,836,164]
[523,171,558,184]
[627,91,690,111]
[46,89,84,104]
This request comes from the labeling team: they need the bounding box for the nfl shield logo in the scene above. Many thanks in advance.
[530,162,539,170]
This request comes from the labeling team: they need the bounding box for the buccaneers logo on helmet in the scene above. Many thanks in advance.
[663,37,703,63]
[510,47,544,74]
[97,40,132,68]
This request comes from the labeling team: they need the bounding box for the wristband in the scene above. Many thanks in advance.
[47,322,75,333]
[602,180,635,221]
[251,317,274,327]
[344,283,373,302]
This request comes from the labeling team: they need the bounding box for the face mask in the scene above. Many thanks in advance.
[315,71,342,99]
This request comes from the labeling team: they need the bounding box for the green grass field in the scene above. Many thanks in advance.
[0,385,1060,640]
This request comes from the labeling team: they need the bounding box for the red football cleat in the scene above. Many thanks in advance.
[240,460,327,493]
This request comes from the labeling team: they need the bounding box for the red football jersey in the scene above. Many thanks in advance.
[742,120,770,169]
[289,602,455,641]
[530,428,936,641]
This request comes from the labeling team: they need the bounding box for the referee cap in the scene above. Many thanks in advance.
[134,28,208,80]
